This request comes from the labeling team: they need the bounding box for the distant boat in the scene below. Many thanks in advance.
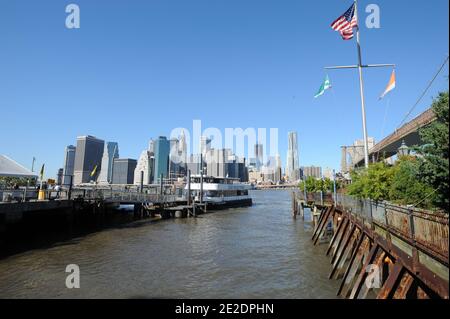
[186,175,252,209]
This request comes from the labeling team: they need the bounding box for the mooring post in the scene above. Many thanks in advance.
[200,154,204,205]
[300,202,305,220]
[187,169,191,207]
[160,173,164,204]
[292,192,297,218]
[68,175,73,200]
[302,176,307,203]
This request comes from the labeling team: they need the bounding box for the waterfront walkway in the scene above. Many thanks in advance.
[293,192,449,299]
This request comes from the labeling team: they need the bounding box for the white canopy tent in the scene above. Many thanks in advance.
[0,155,37,179]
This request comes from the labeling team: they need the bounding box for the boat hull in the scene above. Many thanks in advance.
[205,198,253,210]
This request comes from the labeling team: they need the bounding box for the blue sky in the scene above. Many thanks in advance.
[0,0,448,178]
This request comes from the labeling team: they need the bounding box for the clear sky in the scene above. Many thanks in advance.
[0,0,448,178]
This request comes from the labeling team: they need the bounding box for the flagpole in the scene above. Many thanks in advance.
[355,0,370,168]
[325,2,394,170]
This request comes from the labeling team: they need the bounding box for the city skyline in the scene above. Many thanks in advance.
[59,132,284,184]
[0,0,448,303]
[0,0,448,179]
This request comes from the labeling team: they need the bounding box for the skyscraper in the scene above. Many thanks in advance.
[186,154,203,176]
[148,139,155,153]
[200,136,212,157]
[254,143,264,170]
[112,158,137,185]
[62,145,76,186]
[286,131,299,182]
[206,149,229,178]
[261,155,282,184]
[56,168,64,185]
[153,136,170,183]
[179,130,188,165]
[169,138,181,179]
[98,142,119,184]
[300,166,322,179]
[274,154,282,184]
[134,150,154,185]
[73,135,105,184]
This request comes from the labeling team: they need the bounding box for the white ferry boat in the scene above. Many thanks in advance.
[186,175,253,209]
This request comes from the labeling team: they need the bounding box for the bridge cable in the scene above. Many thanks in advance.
[376,97,391,162]
[397,55,449,128]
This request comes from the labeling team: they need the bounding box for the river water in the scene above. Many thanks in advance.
[0,190,339,299]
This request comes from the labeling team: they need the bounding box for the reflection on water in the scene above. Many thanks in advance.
[0,190,339,299]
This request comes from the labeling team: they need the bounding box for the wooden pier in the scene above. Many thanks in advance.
[293,192,449,299]
[0,186,212,254]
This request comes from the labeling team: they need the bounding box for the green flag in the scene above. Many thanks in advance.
[314,75,332,98]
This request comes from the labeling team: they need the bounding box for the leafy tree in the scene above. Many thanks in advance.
[299,176,339,193]
[323,178,335,192]
[415,92,449,211]
[299,176,318,192]
[347,162,394,201]
[389,156,435,208]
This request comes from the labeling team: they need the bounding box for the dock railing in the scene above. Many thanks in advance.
[0,187,184,205]
[298,192,449,266]
[70,188,182,204]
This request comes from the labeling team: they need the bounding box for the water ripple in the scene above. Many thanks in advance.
[0,190,339,298]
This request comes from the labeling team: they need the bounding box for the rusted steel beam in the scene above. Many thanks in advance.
[330,218,350,260]
[313,206,335,245]
[349,244,379,299]
[331,220,352,265]
[342,238,373,298]
[337,234,367,297]
[311,200,449,299]
[327,215,346,256]
[393,271,415,299]
[417,286,431,299]
[336,196,448,239]
[334,229,364,281]
[315,206,329,227]
[315,206,333,235]
[376,234,449,299]
[375,241,447,299]
[311,206,330,241]
[377,262,404,299]
[359,250,387,299]
[414,264,448,299]
[330,224,357,279]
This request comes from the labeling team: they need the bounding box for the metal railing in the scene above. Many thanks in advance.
[0,187,184,204]
[298,192,449,263]
[0,189,69,202]
[70,188,182,204]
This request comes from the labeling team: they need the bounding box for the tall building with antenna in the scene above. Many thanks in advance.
[98,142,119,184]
[286,131,299,182]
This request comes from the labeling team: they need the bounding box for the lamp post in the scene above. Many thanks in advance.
[398,140,409,157]
[333,169,337,205]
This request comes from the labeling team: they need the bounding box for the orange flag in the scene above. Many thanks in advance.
[379,70,396,100]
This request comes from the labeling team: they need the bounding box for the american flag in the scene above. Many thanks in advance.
[331,3,358,40]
